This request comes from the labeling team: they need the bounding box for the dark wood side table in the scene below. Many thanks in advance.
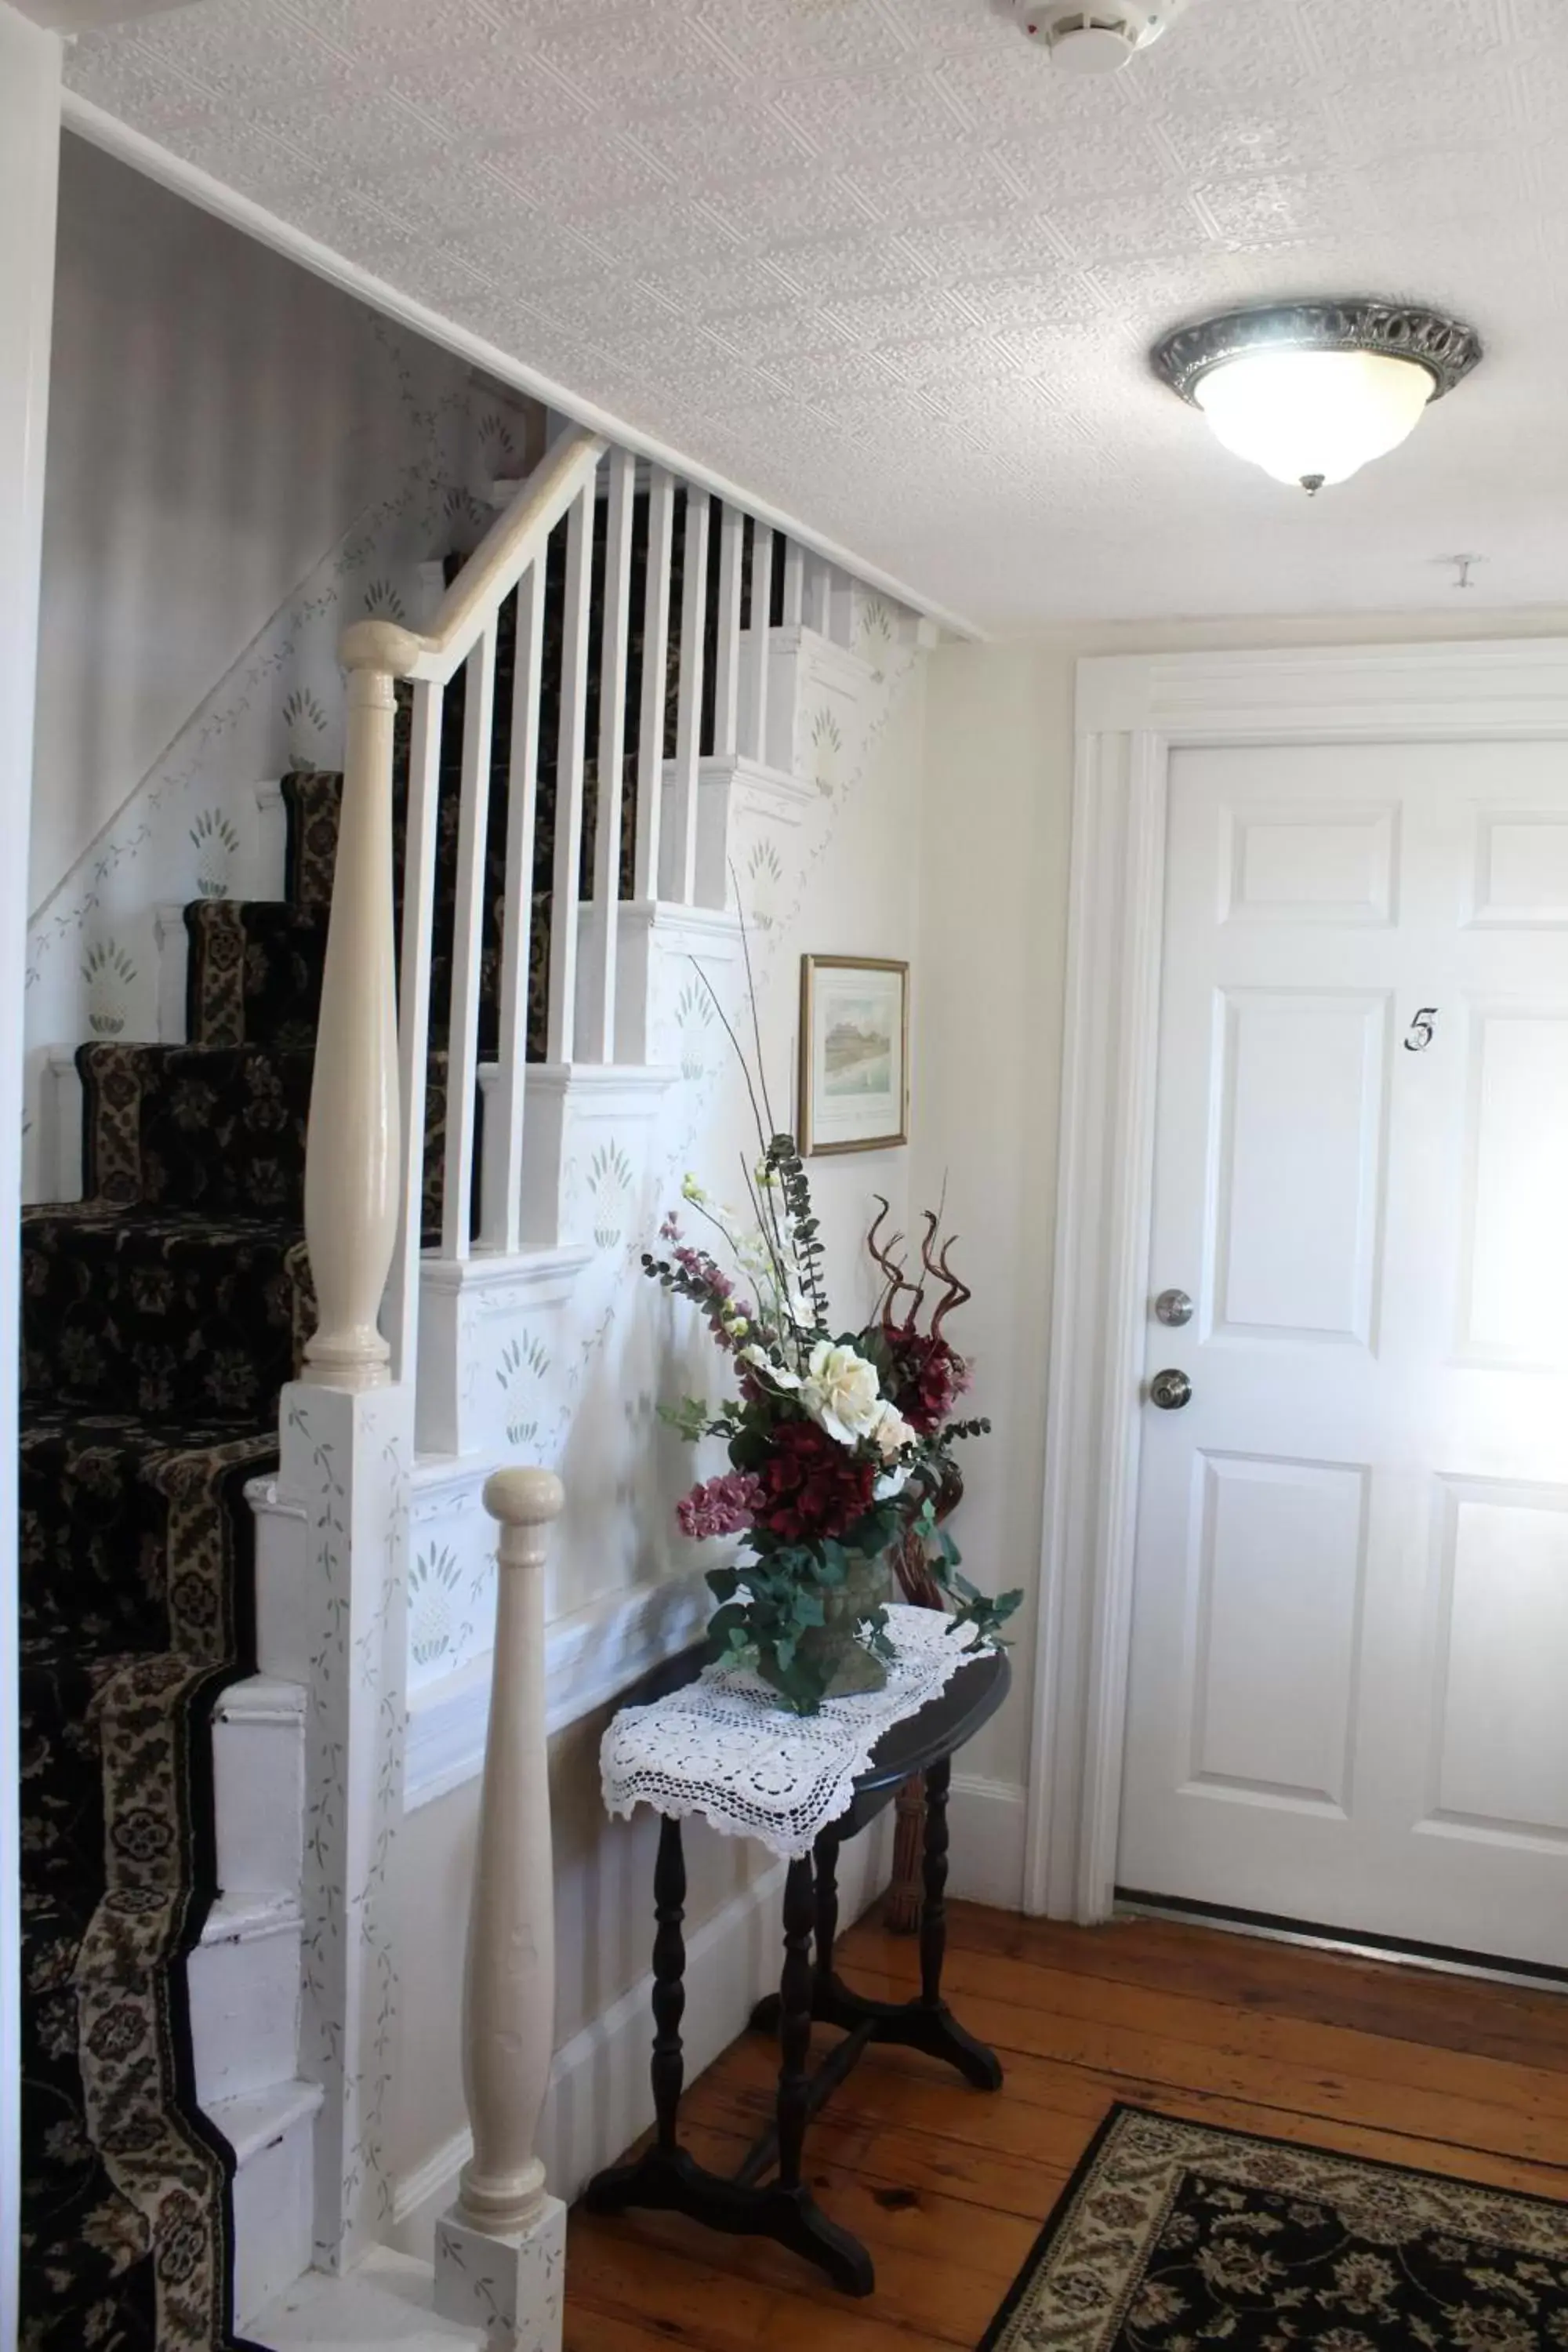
[583,1645,1011,2297]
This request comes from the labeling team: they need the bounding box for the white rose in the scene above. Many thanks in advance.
[870,1402,916,1460]
[800,1341,885,1447]
[741,1345,800,1389]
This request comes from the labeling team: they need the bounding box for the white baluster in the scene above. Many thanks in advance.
[441,625,497,1260]
[590,448,634,1063]
[303,619,417,1388]
[633,466,673,906]
[547,483,595,1062]
[434,1468,568,2352]
[387,676,442,1381]
[804,551,831,637]
[711,502,743,760]
[670,488,710,905]
[747,524,774,765]
[781,535,804,628]
[481,563,546,1254]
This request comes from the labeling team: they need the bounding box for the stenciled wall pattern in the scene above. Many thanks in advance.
[24,338,539,1203]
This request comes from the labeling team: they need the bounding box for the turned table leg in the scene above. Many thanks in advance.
[813,1831,840,1999]
[651,1813,687,2147]
[775,1853,816,2192]
[920,1754,951,2007]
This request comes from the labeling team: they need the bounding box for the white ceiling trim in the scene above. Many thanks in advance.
[61,89,983,639]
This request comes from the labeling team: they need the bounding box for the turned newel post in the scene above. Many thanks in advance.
[303,618,420,1389]
[436,1470,568,2350]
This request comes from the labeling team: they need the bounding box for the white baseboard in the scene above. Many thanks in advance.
[945,1775,1028,1913]
[388,1813,894,2259]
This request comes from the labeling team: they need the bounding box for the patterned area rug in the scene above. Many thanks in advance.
[979,2106,1568,2352]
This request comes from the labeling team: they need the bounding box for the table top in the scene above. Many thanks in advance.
[621,1630,1011,1845]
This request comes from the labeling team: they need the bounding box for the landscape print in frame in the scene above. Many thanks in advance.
[798,955,909,1156]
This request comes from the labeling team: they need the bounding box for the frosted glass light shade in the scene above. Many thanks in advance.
[1193,347,1436,488]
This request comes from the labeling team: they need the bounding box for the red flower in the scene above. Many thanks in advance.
[890,1334,968,1435]
[753,1421,876,1544]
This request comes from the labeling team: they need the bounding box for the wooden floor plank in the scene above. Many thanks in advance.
[943,1902,1568,2071]
[566,1910,1568,2347]
[845,1927,1568,2123]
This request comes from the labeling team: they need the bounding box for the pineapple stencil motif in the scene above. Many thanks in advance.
[746,840,785,934]
[587,1142,634,1250]
[495,1332,551,1450]
[811,706,843,796]
[674,978,716,1081]
[856,595,895,678]
[408,1544,466,1670]
[281,686,328,766]
[82,940,138,1036]
[190,808,241,899]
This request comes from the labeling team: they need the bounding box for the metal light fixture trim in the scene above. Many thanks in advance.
[1151,299,1483,492]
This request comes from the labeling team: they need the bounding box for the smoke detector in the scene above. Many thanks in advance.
[1011,1,1191,74]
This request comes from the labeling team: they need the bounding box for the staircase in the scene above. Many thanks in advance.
[19,421,918,2347]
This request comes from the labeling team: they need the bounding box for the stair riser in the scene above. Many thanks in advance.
[233,2103,317,2331]
[212,1682,306,1897]
[190,1906,303,2105]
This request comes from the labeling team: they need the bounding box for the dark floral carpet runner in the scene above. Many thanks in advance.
[978,2107,1568,2352]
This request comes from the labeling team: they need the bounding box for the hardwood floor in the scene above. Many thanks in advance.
[564,1900,1568,2350]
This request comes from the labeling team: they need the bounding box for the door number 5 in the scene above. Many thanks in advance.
[1404,1007,1438,1053]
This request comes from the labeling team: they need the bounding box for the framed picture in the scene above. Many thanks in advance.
[797,955,909,1156]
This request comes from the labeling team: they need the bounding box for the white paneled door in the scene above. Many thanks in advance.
[1117,739,1568,1968]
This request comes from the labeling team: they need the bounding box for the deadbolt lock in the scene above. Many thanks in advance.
[1154,1288,1193,1327]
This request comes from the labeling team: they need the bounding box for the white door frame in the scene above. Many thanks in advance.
[1022,638,1568,1925]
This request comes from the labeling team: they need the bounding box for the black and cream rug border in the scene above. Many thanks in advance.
[979,2104,1568,2350]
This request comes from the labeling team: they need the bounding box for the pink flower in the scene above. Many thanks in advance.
[676,1471,764,1541]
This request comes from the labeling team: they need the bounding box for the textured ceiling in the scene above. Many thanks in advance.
[64,0,1568,632]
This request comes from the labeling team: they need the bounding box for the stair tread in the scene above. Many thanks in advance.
[209,2076,324,2165]
[255,2248,487,2349]
[200,1888,303,1945]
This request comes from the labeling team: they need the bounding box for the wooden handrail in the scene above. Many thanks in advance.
[343,426,608,691]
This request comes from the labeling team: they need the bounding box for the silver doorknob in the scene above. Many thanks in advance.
[1149,1369,1192,1411]
[1155,1288,1193,1327]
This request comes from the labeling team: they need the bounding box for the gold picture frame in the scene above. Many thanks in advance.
[797,955,909,1156]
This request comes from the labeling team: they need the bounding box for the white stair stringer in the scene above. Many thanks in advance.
[196,1481,321,2332]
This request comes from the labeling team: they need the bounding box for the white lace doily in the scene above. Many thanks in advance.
[601,1602,988,1860]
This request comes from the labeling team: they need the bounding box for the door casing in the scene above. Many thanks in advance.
[1024,639,1568,1923]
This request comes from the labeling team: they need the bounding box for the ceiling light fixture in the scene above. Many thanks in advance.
[1011,1,1191,75]
[1152,299,1483,493]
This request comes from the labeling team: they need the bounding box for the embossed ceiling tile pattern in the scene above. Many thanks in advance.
[64,0,1568,626]
[696,172,880,245]
[1190,169,1365,250]
[771,63,970,153]
[685,0,908,83]
[629,99,817,183]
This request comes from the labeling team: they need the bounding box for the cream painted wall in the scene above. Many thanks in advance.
[387,649,929,2215]
[913,607,1568,1843]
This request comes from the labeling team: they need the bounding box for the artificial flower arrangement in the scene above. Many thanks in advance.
[643,1116,1022,1715]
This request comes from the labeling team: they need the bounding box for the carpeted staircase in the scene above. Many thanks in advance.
[15,486,679,2344]
[13,476,748,2343]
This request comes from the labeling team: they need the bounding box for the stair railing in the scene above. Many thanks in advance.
[301,420,855,1393]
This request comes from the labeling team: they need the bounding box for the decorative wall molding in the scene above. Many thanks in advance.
[1025,636,1568,1927]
